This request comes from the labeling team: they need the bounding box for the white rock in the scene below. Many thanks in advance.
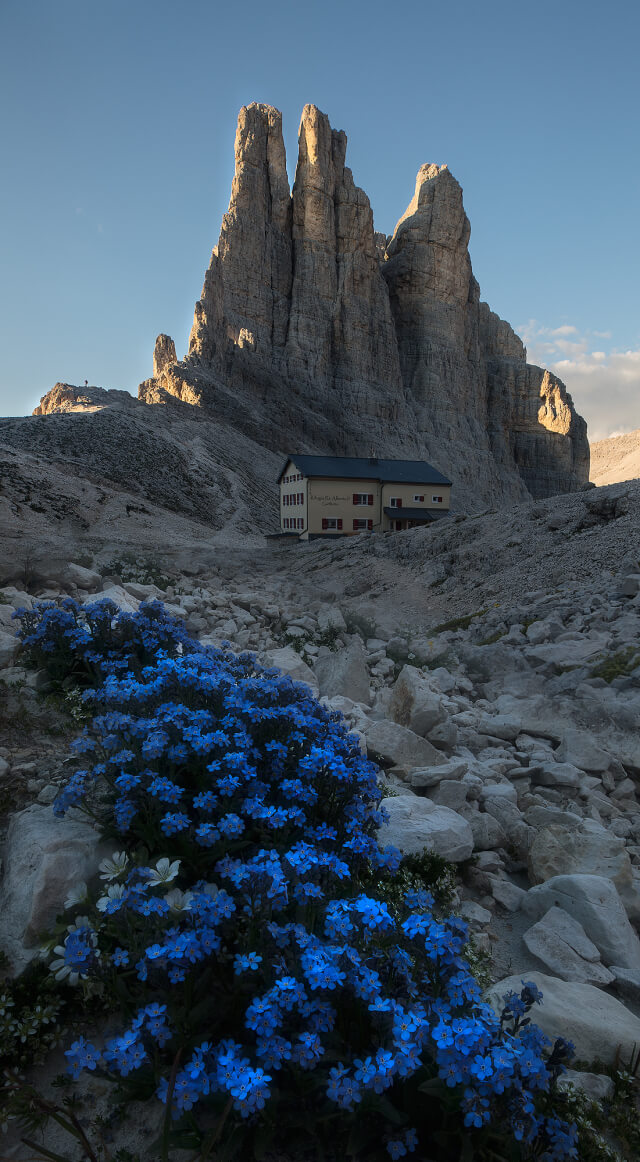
[263,646,319,695]
[528,824,640,922]
[0,804,109,975]
[0,630,19,667]
[523,906,615,986]
[0,587,33,610]
[389,665,446,736]
[380,795,474,862]
[558,1070,615,1101]
[66,563,103,592]
[489,877,526,911]
[469,812,507,851]
[123,581,164,601]
[83,586,139,614]
[317,605,347,633]
[407,759,468,788]
[522,874,640,970]
[314,637,370,704]
[362,719,442,769]
[530,761,582,788]
[556,728,612,773]
[487,972,640,1064]
[460,900,492,925]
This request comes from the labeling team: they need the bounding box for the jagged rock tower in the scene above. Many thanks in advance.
[139,103,589,507]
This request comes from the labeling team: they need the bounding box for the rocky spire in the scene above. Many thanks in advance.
[153,334,177,377]
[139,104,589,506]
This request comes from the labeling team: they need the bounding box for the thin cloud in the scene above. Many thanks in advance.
[549,324,578,336]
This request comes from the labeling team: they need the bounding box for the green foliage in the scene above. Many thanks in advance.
[590,648,640,683]
[103,552,173,590]
[371,849,458,915]
[478,630,506,646]
[343,610,379,641]
[554,1072,640,1162]
[0,962,69,1072]
[430,610,488,635]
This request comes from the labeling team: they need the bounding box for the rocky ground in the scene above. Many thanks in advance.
[591,428,640,487]
[1,476,640,1157]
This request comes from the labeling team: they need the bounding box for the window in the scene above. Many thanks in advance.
[322,518,343,531]
[432,495,443,504]
[298,492,303,504]
[353,493,374,506]
[413,495,425,503]
[353,519,373,531]
[389,497,401,508]
[298,518,304,529]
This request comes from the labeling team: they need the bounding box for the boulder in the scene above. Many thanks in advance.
[82,586,139,614]
[0,804,109,975]
[314,637,370,704]
[487,972,640,1064]
[65,562,103,592]
[529,761,582,788]
[362,719,442,769]
[380,795,473,862]
[263,646,319,694]
[468,812,507,851]
[558,1071,615,1101]
[528,824,640,922]
[317,605,347,633]
[522,874,640,970]
[389,665,446,736]
[522,906,615,986]
[406,758,468,788]
[556,728,612,773]
[0,630,19,667]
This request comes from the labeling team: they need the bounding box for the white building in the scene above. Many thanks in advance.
[279,455,452,539]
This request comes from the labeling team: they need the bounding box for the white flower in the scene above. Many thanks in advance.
[164,888,193,913]
[96,884,126,912]
[64,881,88,909]
[146,857,181,887]
[99,851,130,881]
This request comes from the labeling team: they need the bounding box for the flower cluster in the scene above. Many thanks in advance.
[15,597,194,682]
[18,599,577,1159]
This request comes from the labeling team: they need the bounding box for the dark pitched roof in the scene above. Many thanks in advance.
[383,507,451,522]
[279,455,452,486]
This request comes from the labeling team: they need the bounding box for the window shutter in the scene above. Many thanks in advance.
[368,493,373,506]
[337,518,343,530]
[368,519,373,531]
[353,493,358,505]
[322,518,328,530]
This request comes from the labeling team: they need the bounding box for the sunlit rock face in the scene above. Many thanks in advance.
[139,102,589,508]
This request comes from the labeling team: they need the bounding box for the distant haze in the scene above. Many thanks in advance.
[0,0,638,441]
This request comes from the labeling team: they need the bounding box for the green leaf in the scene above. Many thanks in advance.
[418,1077,447,1097]
[252,1124,274,1160]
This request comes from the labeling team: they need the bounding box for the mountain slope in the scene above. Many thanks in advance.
[590,428,640,486]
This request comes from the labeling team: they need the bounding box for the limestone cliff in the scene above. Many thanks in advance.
[138,102,588,507]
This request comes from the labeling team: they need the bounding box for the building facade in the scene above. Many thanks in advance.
[279,455,452,539]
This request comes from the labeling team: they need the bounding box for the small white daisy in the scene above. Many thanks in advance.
[64,881,89,910]
[96,884,127,912]
[99,851,130,881]
[146,857,181,886]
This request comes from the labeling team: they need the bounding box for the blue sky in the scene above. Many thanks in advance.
[1,0,638,439]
